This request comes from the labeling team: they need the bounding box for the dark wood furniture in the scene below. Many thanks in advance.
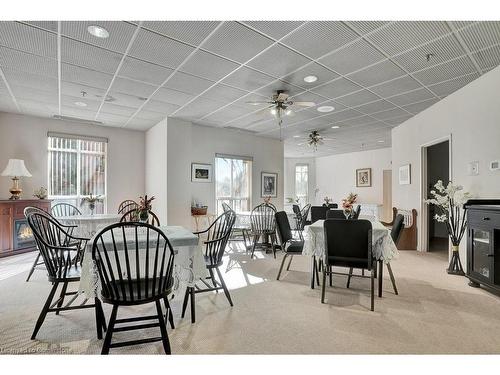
[0,199,51,258]
[120,209,160,226]
[250,203,277,259]
[310,205,329,223]
[381,207,418,250]
[464,200,500,293]
[118,199,138,214]
[275,211,306,281]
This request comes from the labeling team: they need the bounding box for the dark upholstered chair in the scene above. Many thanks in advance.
[352,205,362,219]
[322,219,375,311]
[326,209,346,220]
[310,206,328,223]
[275,211,305,281]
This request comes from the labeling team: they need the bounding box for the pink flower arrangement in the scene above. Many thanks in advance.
[342,192,358,212]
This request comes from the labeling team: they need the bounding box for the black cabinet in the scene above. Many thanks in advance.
[465,200,500,292]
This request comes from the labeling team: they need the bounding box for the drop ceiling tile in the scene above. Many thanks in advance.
[129,29,195,69]
[204,105,252,124]
[141,100,180,115]
[449,21,476,31]
[384,114,413,125]
[335,89,379,107]
[221,66,275,91]
[108,91,147,108]
[163,72,214,95]
[333,115,377,127]
[100,102,137,117]
[200,84,248,103]
[20,99,58,115]
[127,118,158,131]
[402,98,439,114]
[247,44,310,78]
[458,21,500,52]
[427,72,480,97]
[281,22,359,59]
[318,39,386,75]
[387,87,436,106]
[231,93,270,110]
[3,68,58,93]
[0,47,57,78]
[321,108,364,122]
[135,109,166,122]
[202,22,274,63]
[371,107,408,120]
[347,60,406,87]
[174,97,227,119]
[413,55,478,85]
[281,62,339,89]
[110,77,157,98]
[61,81,106,101]
[118,57,174,85]
[61,105,96,120]
[61,37,122,74]
[289,91,326,108]
[62,63,113,90]
[150,87,194,106]
[61,21,138,53]
[0,22,57,58]
[255,80,304,98]
[61,95,100,112]
[310,77,362,99]
[472,44,500,71]
[355,100,395,114]
[23,21,58,32]
[368,75,422,97]
[11,85,57,105]
[97,112,130,125]
[366,21,450,56]
[142,21,220,45]
[393,34,466,73]
[179,50,240,81]
[243,21,305,40]
[345,21,390,35]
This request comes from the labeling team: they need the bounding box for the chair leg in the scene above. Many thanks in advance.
[189,287,196,324]
[181,287,190,319]
[155,300,172,355]
[55,281,68,315]
[208,268,218,293]
[329,266,333,287]
[163,297,175,329]
[271,234,276,259]
[286,255,293,271]
[26,253,41,282]
[371,269,375,311]
[386,263,399,295]
[311,256,316,289]
[95,298,106,339]
[378,260,383,298]
[321,267,327,303]
[31,281,59,340]
[101,304,118,355]
[346,267,353,288]
[250,235,259,259]
[216,267,233,307]
[315,258,320,287]
[277,253,288,280]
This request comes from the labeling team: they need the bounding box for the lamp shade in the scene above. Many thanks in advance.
[1,159,32,177]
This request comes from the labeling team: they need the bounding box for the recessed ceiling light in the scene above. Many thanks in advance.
[317,105,335,113]
[303,75,318,83]
[331,125,340,129]
[74,101,87,107]
[87,25,109,39]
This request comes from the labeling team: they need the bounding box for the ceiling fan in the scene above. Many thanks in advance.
[296,130,334,151]
[246,90,315,127]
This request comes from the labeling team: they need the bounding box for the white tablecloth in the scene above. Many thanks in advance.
[78,225,206,301]
[57,214,122,238]
[235,211,298,230]
[302,219,399,263]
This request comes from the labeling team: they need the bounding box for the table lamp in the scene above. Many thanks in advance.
[1,159,32,200]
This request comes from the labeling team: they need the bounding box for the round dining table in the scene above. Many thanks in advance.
[56,213,122,239]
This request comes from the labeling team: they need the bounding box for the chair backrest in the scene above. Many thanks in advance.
[299,204,311,230]
[292,204,301,215]
[275,211,293,246]
[51,203,81,217]
[202,210,236,266]
[324,219,373,269]
[92,222,175,303]
[310,205,328,223]
[24,206,49,219]
[221,202,232,213]
[120,209,160,226]
[326,209,346,220]
[251,203,276,233]
[353,205,362,219]
[27,213,82,279]
[391,214,405,245]
[118,200,138,214]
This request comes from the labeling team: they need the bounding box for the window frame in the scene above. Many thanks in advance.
[294,163,309,205]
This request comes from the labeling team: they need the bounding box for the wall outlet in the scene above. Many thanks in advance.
[490,160,500,171]
[468,161,479,176]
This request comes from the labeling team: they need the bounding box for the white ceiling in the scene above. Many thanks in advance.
[0,21,499,157]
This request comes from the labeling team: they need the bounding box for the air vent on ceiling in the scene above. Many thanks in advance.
[53,115,103,125]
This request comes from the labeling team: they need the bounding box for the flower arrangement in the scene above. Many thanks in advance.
[323,196,332,205]
[138,195,155,222]
[81,194,103,214]
[33,187,48,199]
[342,192,358,218]
[425,180,471,275]
[263,196,272,204]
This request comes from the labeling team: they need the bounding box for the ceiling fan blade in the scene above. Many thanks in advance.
[292,101,316,107]
[246,101,272,105]
[255,105,275,114]
[297,142,306,146]
[277,93,289,102]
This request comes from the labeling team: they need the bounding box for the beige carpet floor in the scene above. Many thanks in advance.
[1,243,500,354]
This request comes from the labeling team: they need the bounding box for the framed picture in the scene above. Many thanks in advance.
[356,168,372,187]
[399,164,411,185]
[191,163,212,183]
[261,172,278,198]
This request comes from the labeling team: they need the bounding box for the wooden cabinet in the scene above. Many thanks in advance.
[465,200,500,292]
[0,199,51,258]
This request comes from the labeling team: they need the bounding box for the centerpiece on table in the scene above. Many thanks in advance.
[323,196,332,206]
[425,180,471,275]
[341,192,358,219]
[81,194,103,215]
[138,195,155,222]
[33,186,48,199]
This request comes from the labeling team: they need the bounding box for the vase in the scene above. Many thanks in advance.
[138,209,149,223]
[447,244,465,276]
[343,209,352,219]
[89,202,95,215]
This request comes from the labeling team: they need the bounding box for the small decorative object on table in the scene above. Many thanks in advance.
[342,192,358,219]
[323,196,332,206]
[263,196,272,205]
[286,197,300,204]
[81,194,103,215]
[33,187,48,199]
[425,180,471,275]
[138,195,155,222]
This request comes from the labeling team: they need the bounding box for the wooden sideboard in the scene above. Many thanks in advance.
[0,199,51,258]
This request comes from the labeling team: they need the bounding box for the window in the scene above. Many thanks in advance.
[48,133,107,213]
[295,164,308,205]
[215,154,252,214]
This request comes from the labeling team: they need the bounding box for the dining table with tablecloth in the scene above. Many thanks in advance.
[56,213,122,239]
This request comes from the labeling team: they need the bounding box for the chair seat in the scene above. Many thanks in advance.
[101,277,173,305]
[48,265,82,282]
[285,240,304,253]
[328,257,371,269]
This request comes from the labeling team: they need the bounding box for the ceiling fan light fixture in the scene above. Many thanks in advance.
[303,75,318,83]
[87,25,110,39]
[285,109,292,116]
[270,108,277,115]
[317,105,335,113]
[331,125,340,129]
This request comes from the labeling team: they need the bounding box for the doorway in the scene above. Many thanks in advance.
[423,140,450,255]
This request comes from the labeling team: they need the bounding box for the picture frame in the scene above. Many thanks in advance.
[356,168,372,187]
[261,172,278,198]
[191,163,212,183]
[399,164,411,185]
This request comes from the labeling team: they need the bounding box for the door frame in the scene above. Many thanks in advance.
[419,134,452,252]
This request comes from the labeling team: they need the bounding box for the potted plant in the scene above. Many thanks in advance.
[341,192,358,219]
[138,195,155,222]
[425,180,471,275]
[33,187,48,199]
[81,194,103,215]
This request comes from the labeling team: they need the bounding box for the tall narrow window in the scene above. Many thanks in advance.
[215,154,252,214]
[48,133,107,213]
[295,164,308,205]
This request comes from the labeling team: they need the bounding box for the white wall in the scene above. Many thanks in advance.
[315,148,392,206]
[284,157,316,204]
[392,65,500,258]
[145,119,168,224]
[165,118,284,229]
[0,112,145,212]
